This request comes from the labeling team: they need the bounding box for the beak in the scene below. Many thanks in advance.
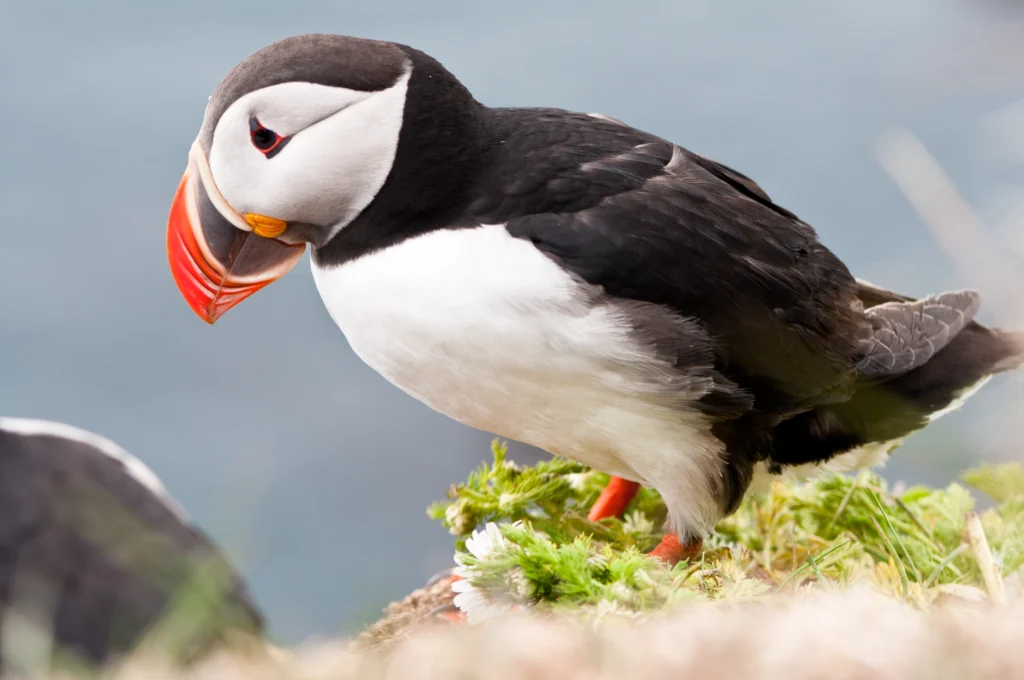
[166,142,306,324]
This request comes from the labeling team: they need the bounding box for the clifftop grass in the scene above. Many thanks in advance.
[428,442,1024,620]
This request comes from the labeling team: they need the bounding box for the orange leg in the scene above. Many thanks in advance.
[589,476,703,566]
[587,476,641,521]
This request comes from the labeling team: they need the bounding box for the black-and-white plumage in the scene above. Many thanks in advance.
[166,34,1024,545]
[0,418,263,674]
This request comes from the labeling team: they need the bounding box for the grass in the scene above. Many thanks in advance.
[427,441,1024,620]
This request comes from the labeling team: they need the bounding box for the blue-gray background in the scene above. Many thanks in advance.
[2,0,1022,645]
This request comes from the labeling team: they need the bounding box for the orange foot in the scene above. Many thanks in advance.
[649,533,703,565]
[589,475,703,566]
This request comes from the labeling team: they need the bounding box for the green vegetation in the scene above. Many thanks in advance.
[429,442,1024,620]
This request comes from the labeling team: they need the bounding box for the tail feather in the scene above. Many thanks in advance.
[993,331,1024,372]
[855,290,981,378]
[768,283,1022,471]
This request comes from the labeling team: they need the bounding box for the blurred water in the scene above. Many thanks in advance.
[1,0,1021,644]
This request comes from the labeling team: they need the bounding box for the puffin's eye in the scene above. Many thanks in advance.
[252,127,277,149]
[248,117,289,158]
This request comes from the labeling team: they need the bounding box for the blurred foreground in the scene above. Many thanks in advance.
[45,588,1024,680]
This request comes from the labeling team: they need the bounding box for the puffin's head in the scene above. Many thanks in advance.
[166,34,416,324]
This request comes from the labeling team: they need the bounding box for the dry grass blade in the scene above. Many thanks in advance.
[965,512,1005,604]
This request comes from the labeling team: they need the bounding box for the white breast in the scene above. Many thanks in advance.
[311,224,727,536]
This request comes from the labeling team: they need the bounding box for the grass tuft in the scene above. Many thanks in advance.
[428,441,1024,618]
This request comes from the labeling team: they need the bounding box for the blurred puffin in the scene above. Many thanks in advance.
[0,418,263,674]
[165,34,1024,564]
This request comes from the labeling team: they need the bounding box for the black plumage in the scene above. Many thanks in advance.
[0,421,263,675]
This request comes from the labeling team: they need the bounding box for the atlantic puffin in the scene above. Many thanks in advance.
[165,34,1024,564]
[0,418,263,673]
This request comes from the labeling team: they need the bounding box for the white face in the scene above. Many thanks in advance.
[204,69,411,245]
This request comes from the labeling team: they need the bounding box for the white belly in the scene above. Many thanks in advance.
[311,225,726,534]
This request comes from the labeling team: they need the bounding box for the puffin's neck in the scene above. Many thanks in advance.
[313,46,495,268]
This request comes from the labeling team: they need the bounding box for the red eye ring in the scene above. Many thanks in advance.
[249,117,290,159]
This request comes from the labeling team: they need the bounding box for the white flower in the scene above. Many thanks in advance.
[454,522,508,573]
[451,522,530,623]
[452,577,505,624]
[565,472,589,490]
[622,510,655,537]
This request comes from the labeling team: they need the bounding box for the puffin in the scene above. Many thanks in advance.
[0,418,263,673]
[165,34,1024,564]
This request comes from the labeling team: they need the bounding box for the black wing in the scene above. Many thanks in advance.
[488,111,867,416]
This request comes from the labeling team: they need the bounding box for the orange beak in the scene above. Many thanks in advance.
[166,149,305,324]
